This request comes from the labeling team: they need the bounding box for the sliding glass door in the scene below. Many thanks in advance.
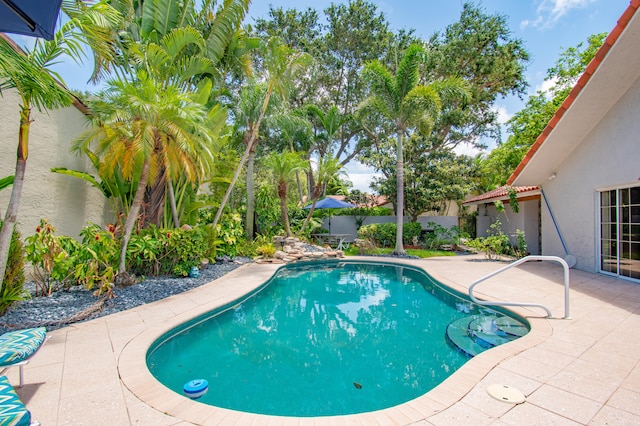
[599,185,640,281]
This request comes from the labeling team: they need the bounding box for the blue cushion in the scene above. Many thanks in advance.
[0,375,30,426]
[0,328,46,367]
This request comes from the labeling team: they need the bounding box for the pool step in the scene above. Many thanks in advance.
[446,315,528,357]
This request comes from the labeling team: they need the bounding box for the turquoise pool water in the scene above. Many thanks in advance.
[147,260,527,417]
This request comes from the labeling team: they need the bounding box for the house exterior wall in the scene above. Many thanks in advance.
[540,75,640,272]
[476,199,540,255]
[0,89,110,240]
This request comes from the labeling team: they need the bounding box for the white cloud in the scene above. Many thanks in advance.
[493,105,513,125]
[521,0,597,29]
[344,161,381,193]
[536,76,558,93]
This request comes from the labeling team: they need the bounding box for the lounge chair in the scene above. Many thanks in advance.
[0,375,39,425]
[0,328,47,388]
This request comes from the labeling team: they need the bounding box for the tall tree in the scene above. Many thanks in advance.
[359,44,470,254]
[0,1,118,290]
[426,2,530,151]
[211,36,311,231]
[372,139,477,221]
[254,0,401,167]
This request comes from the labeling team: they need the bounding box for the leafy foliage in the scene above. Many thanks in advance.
[0,222,28,315]
[423,222,464,250]
[465,220,526,260]
[25,220,77,296]
[358,222,422,248]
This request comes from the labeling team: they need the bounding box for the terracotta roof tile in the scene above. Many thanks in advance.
[463,186,539,205]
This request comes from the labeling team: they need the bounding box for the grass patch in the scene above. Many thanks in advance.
[343,246,456,258]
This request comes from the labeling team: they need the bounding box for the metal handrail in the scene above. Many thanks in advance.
[468,255,571,319]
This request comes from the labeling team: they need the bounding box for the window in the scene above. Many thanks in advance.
[599,186,640,281]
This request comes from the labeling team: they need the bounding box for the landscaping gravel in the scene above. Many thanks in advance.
[0,257,252,334]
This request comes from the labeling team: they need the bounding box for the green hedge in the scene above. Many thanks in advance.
[358,222,422,247]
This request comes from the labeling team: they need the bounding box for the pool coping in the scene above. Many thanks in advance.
[117,257,553,425]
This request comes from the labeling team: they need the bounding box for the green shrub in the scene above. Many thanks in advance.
[164,227,209,277]
[358,221,423,247]
[403,222,422,245]
[0,222,28,314]
[423,222,462,249]
[214,213,246,257]
[466,220,512,260]
[75,224,119,296]
[25,219,77,295]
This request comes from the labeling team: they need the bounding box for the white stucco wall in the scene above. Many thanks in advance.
[475,199,540,255]
[0,89,110,240]
[540,75,640,272]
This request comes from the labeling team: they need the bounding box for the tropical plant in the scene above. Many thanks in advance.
[359,43,470,254]
[0,221,27,315]
[263,151,309,237]
[466,220,511,260]
[24,220,78,296]
[211,36,312,231]
[0,0,119,292]
[74,71,223,285]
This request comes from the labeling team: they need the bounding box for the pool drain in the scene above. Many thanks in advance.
[486,384,526,404]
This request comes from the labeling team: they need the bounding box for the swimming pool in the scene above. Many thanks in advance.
[147,260,528,417]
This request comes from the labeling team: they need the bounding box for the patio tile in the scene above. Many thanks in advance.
[498,401,582,426]
[525,384,601,424]
[606,387,640,417]
[546,358,628,403]
[589,405,640,425]
[498,354,565,383]
[121,385,181,425]
[426,402,494,426]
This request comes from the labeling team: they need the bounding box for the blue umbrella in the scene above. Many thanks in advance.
[303,197,355,209]
[0,0,63,40]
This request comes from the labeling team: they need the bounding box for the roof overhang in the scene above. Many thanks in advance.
[510,1,640,186]
[463,186,541,206]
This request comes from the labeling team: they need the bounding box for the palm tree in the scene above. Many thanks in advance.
[0,1,118,290]
[269,111,313,204]
[359,43,470,254]
[75,71,224,284]
[264,152,308,237]
[211,37,312,230]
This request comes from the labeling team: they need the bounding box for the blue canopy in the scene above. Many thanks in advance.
[0,0,63,40]
[303,198,356,209]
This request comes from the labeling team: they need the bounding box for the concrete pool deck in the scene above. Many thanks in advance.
[8,254,640,425]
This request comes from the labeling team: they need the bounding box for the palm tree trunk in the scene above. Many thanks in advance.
[301,184,322,231]
[167,178,180,228]
[117,157,151,283]
[212,91,271,230]
[0,106,30,290]
[279,185,292,237]
[394,130,406,255]
[245,148,256,240]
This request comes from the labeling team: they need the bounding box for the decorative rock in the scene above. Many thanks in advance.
[274,251,286,259]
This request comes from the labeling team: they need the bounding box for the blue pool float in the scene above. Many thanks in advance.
[183,379,208,399]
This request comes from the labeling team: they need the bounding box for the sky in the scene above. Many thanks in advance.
[25,0,632,192]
